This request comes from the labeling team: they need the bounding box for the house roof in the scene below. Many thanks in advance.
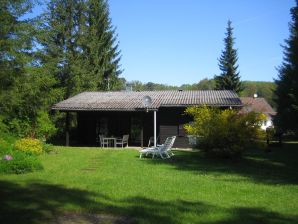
[52,90,242,112]
[240,97,276,116]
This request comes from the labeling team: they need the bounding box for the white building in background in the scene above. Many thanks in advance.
[240,96,276,130]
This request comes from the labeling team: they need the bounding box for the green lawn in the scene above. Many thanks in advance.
[1,143,298,224]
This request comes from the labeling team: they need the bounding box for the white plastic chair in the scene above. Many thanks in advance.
[99,135,109,148]
[139,136,176,159]
[116,134,129,148]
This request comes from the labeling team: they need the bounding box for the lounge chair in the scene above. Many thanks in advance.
[116,134,129,148]
[139,136,176,159]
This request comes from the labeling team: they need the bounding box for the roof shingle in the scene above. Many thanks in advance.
[240,97,276,116]
[52,90,242,111]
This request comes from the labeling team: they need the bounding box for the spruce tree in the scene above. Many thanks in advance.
[38,0,82,98]
[80,0,122,91]
[0,0,33,96]
[215,20,242,93]
[0,0,59,136]
[39,0,122,97]
[275,0,298,134]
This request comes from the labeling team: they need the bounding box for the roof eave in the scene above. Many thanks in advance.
[51,107,159,112]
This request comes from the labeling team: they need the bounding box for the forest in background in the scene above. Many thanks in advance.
[125,79,276,108]
[0,0,282,142]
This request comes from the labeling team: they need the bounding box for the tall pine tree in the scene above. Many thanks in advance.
[0,0,34,101]
[0,0,59,136]
[275,0,298,134]
[38,0,83,98]
[215,20,242,93]
[80,0,122,91]
[39,0,122,98]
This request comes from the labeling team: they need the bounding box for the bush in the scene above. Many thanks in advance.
[8,118,31,138]
[0,134,44,174]
[0,138,10,152]
[35,111,57,140]
[43,143,57,154]
[0,131,16,154]
[14,138,43,154]
[184,106,266,158]
[0,151,43,174]
[0,115,8,134]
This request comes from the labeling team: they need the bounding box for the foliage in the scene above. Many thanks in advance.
[0,151,43,174]
[240,81,277,108]
[0,0,60,138]
[35,111,57,140]
[126,80,180,91]
[0,133,43,174]
[215,20,242,93]
[184,106,266,157]
[0,138,10,153]
[125,79,276,109]
[38,0,122,98]
[42,143,56,154]
[195,78,216,90]
[125,80,216,91]
[14,138,43,154]
[0,129,16,154]
[0,0,34,133]
[275,0,298,135]
[7,118,31,137]
[1,0,123,141]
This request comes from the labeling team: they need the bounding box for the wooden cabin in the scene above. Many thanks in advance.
[52,90,242,148]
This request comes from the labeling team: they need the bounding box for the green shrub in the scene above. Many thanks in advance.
[0,131,16,154]
[0,151,43,174]
[0,138,10,152]
[8,118,31,138]
[0,115,8,133]
[0,134,44,174]
[14,138,43,154]
[184,106,267,158]
[35,111,57,140]
[43,143,57,154]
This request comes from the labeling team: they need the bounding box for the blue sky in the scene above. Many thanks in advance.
[31,0,295,85]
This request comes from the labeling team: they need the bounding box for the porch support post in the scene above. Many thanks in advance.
[66,112,70,146]
[154,110,157,147]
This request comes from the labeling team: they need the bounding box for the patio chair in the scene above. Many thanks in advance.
[139,136,176,159]
[116,134,129,148]
[99,135,109,148]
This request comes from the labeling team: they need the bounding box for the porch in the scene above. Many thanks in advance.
[52,90,243,148]
[74,107,191,148]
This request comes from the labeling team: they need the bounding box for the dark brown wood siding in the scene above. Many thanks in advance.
[77,111,154,147]
[76,107,194,148]
[158,107,191,148]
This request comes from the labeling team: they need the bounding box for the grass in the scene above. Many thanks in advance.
[0,143,298,224]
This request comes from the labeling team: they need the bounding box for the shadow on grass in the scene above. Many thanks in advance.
[0,179,297,224]
[143,142,298,185]
[202,206,298,224]
[0,180,99,224]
